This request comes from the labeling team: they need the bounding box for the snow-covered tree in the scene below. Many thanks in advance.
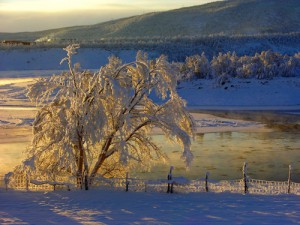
[25,44,195,190]
[185,53,210,79]
[210,52,236,86]
[210,52,239,78]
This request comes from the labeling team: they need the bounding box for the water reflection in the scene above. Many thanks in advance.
[132,132,300,183]
[1,131,299,183]
[0,142,28,175]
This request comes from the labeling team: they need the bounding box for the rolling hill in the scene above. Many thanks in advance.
[1,0,300,42]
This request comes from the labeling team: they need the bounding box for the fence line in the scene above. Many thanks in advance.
[2,174,300,195]
[2,163,299,195]
[1,174,74,191]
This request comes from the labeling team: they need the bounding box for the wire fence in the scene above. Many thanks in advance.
[0,174,74,191]
[92,177,300,195]
[1,174,300,195]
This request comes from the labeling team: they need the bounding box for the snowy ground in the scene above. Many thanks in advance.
[0,190,299,225]
[0,48,139,71]
[178,78,300,110]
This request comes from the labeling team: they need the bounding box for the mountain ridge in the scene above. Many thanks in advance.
[1,0,300,42]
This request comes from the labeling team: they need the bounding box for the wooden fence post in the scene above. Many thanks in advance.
[4,172,13,191]
[84,174,89,191]
[205,172,210,192]
[287,165,292,194]
[243,162,248,194]
[25,174,29,191]
[125,172,129,192]
[167,166,174,193]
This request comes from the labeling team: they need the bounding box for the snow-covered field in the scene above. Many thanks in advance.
[0,190,299,225]
[178,78,300,110]
[0,48,300,225]
[0,48,139,71]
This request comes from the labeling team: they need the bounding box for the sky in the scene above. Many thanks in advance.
[0,0,220,33]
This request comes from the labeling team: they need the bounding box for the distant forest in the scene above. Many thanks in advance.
[1,33,300,61]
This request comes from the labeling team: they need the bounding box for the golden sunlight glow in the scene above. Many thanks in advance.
[1,0,217,12]
[1,0,99,12]
[0,78,34,85]
[0,0,219,32]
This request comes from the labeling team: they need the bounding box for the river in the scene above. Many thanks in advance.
[0,111,299,183]
[131,131,300,183]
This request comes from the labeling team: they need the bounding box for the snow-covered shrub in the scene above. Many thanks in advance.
[210,52,238,86]
[292,52,300,76]
[185,53,210,79]
[236,55,253,78]
[171,62,193,81]
[257,51,278,79]
[280,55,297,77]
[211,52,238,78]
[175,49,300,83]
[253,51,295,79]
[294,52,300,65]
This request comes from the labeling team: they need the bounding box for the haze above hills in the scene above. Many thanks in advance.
[1,0,300,42]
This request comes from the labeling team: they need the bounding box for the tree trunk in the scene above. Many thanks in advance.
[83,160,89,190]
[75,135,84,189]
[89,155,106,186]
[89,137,114,185]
